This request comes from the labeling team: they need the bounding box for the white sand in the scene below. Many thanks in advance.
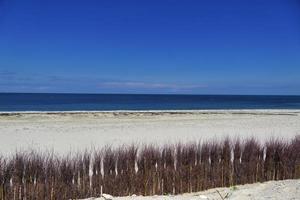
[82,179,300,200]
[0,110,300,155]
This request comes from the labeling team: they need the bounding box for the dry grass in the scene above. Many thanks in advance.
[0,136,299,199]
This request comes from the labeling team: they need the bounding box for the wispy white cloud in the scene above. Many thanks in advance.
[98,81,207,91]
[0,71,17,79]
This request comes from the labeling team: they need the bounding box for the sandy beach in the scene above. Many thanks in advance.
[0,109,299,155]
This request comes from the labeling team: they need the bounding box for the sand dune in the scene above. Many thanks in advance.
[82,179,300,200]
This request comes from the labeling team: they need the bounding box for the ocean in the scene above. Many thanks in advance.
[0,93,300,111]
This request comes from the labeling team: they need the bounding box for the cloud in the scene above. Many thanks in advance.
[0,70,38,82]
[98,81,207,91]
[0,71,17,79]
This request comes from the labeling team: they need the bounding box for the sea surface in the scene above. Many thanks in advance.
[0,93,300,111]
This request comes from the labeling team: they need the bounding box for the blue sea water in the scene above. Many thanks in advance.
[0,93,300,111]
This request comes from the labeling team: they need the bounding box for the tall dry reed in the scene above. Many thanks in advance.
[0,136,299,200]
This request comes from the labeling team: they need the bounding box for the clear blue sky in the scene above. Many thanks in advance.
[0,0,299,94]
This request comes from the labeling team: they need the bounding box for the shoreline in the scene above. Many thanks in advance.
[1,108,300,114]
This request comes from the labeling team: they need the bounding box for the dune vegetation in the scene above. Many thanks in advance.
[0,136,299,200]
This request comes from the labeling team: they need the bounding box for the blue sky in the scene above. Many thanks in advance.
[0,0,300,94]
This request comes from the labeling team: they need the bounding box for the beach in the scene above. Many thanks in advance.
[0,109,299,155]
[1,110,299,199]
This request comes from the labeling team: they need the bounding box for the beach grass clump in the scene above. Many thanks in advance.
[137,145,160,196]
[240,138,261,184]
[0,136,299,199]
[220,138,232,187]
[199,142,210,190]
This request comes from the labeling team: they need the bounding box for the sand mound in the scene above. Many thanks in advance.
[82,179,300,200]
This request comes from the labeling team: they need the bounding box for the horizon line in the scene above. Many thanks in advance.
[0,92,300,97]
